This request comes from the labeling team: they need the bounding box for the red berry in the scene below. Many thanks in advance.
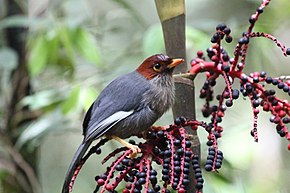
[286,133,290,140]
[106,184,114,191]
[278,110,286,118]
[288,144,290,151]
[123,189,129,193]
[97,178,105,186]
[178,188,185,193]
[197,50,204,58]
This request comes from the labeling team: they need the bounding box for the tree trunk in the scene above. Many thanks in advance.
[155,0,200,192]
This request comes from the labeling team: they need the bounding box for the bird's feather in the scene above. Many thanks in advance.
[84,110,133,141]
[83,71,150,140]
[62,141,91,193]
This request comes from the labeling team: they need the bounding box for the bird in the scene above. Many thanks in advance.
[62,54,184,193]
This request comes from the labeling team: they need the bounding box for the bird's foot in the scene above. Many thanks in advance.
[128,145,141,158]
[150,125,167,131]
[111,135,141,158]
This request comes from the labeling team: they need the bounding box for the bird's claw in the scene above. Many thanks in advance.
[128,145,141,158]
[150,125,167,131]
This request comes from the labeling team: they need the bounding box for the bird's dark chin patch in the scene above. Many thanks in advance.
[164,67,174,74]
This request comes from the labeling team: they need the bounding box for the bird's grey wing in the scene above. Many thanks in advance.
[83,71,150,141]
[84,110,134,141]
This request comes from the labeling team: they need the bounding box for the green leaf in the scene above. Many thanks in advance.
[45,32,60,65]
[20,90,62,110]
[73,27,101,65]
[186,26,210,51]
[58,25,75,69]
[80,87,98,110]
[142,24,165,56]
[61,86,81,114]
[28,35,49,76]
[16,111,68,148]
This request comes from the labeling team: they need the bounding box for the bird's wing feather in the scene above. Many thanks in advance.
[84,110,133,141]
[83,71,150,140]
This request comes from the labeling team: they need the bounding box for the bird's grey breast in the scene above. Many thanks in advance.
[142,74,175,114]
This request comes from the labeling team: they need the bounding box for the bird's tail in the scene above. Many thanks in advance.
[62,141,91,193]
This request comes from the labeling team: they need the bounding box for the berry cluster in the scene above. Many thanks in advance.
[204,147,223,172]
[67,119,212,193]
[190,0,290,149]
[93,119,210,193]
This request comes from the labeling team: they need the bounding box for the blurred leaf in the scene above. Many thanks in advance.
[0,15,31,29]
[56,54,75,78]
[58,25,75,70]
[0,15,49,29]
[61,85,81,114]
[142,24,165,56]
[16,111,68,148]
[186,26,210,51]
[80,87,98,110]
[45,31,60,65]
[0,47,18,69]
[62,0,91,28]
[28,35,49,76]
[20,90,62,110]
[111,0,146,27]
[73,28,101,65]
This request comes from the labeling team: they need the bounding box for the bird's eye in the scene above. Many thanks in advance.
[153,63,161,72]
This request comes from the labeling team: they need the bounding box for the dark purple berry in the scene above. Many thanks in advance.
[260,71,266,77]
[222,65,230,72]
[265,77,272,83]
[197,178,204,183]
[249,16,256,24]
[207,140,213,146]
[196,182,204,189]
[272,79,278,85]
[207,47,215,58]
[257,7,263,13]
[205,164,212,171]
[232,89,239,99]
[154,185,160,191]
[185,140,192,148]
[223,27,231,35]
[253,76,259,83]
[162,175,169,182]
[215,162,222,169]
[95,147,102,154]
[216,23,227,31]
[252,99,260,107]
[286,48,290,55]
[174,139,181,147]
[282,117,290,124]
[157,131,165,138]
[278,82,285,89]
[174,117,182,125]
[226,100,233,107]
[225,35,232,43]
[283,85,289,92]
[238,37,249,44]
[269,89,276,95]
[206,159,213,165]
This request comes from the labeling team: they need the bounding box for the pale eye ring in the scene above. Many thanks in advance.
[153,63,161,72]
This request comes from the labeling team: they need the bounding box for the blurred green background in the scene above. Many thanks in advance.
[0,0,290,193]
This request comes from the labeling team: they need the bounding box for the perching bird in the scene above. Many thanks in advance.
[62,54,184,193]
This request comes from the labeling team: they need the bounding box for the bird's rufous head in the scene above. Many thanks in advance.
[136,54,184,80]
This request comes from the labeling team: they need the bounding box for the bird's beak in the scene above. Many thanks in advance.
[167,58,184,69]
